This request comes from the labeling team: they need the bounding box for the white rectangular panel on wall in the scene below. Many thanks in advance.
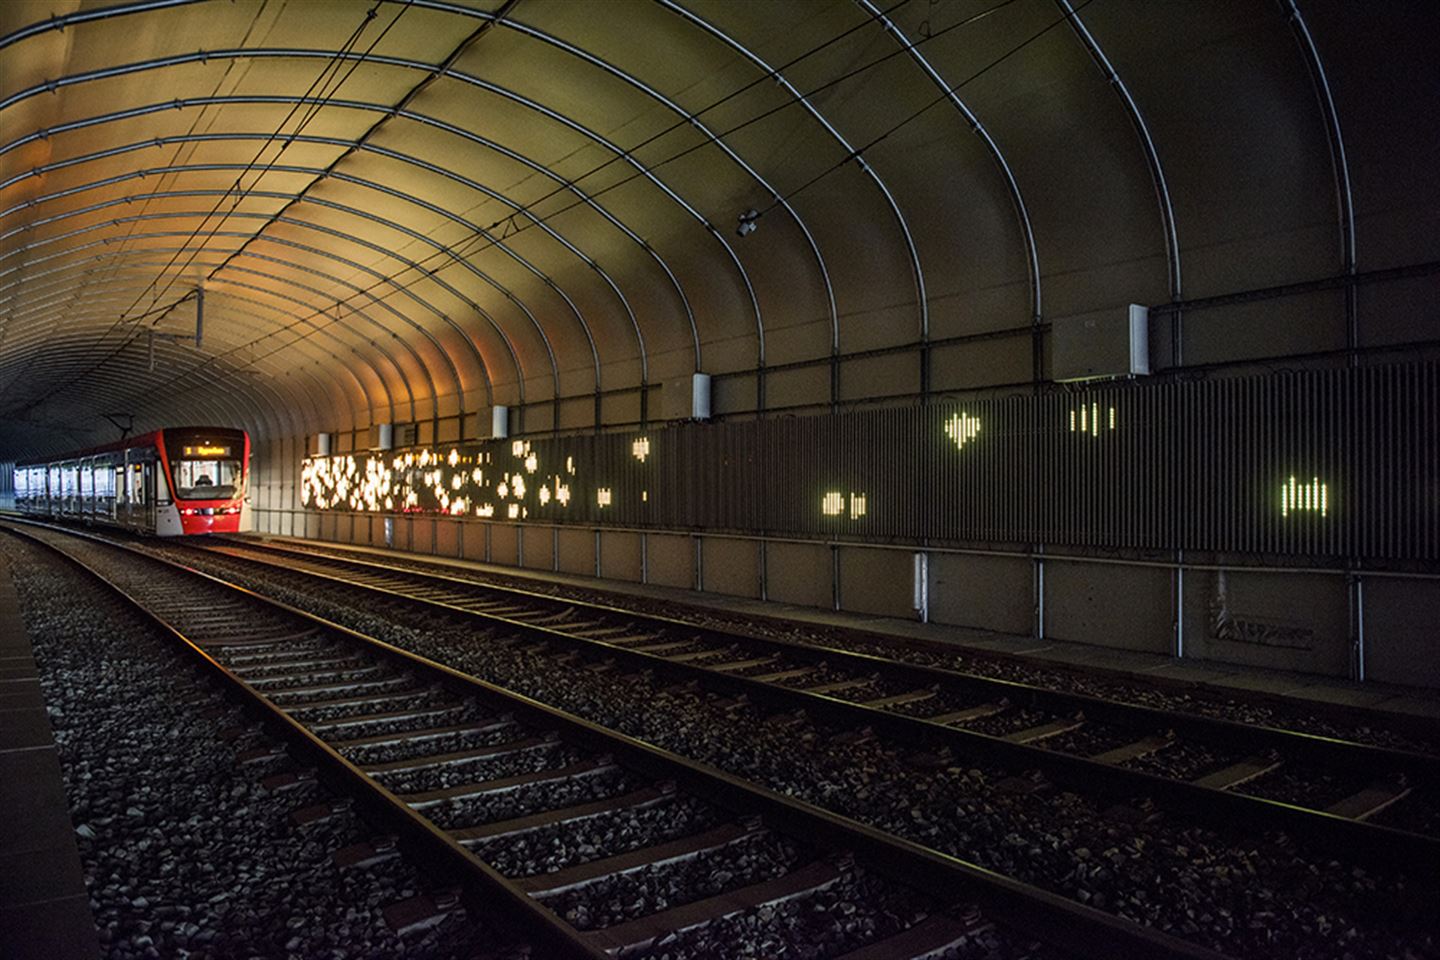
[1052,304,1150,381]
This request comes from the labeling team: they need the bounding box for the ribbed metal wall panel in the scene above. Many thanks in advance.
[299,362,1439,562]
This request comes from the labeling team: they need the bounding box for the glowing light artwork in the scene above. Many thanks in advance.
[944,412,981,450]
[508,503,520,519]
[525,452,538,473]
[1281,476,1328,517]
[447,449,459,467]
[1069,403,1115,437]
[632,437,650,462]
[539,485,551,505]
[597,487,612,508]
[822,491,868,520]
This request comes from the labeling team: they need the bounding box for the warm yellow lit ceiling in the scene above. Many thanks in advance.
[2,0,1434,459]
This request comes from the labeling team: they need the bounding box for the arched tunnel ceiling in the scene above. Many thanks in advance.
[2,0,1437,461]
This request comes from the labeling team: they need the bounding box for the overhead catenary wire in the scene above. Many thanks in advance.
[17,1,410,415]
[151,0,1042,390]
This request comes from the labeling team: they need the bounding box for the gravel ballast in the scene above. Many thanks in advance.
[168,545,1439,960]
[1,534,521,960]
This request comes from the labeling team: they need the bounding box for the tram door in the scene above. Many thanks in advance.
[141,462,156,532]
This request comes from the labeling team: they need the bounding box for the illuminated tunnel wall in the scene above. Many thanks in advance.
[300,361,1438,563]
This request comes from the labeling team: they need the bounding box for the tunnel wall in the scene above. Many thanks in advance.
[248,356,1440,690]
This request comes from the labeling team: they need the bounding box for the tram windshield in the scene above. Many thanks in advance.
[173,458,242,500]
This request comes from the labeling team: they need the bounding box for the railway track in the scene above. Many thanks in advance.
[5,520,1223,960]
[174,536,1440,876]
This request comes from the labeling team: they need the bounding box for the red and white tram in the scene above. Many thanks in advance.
[15,427,250,536]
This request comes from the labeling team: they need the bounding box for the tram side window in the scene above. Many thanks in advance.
[96,462,115,503]
[174,458,241,499]
[132,464,145,505]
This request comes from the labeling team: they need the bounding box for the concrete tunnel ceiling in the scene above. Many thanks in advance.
[2,0,1437,462]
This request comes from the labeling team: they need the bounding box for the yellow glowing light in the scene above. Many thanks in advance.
[642,490,648,502]
[1069,405,1116,435]
[497,482,509,498]
[525,452,538,473]
[476,503,494,518]
[822,491,845,516]
[566,456,574,474]
[556,478,570,506]
[184,445,229,457]
[472,467,483,484]
[419,450,432,466]
[446,449,458,467]
[597,487,612,508]
[944,412,981,450]
[1280,476,1328,518]
[508,503,520,519]
[511,440,525,457]
[450,475,462,491]
[511,474,526,498]
[539,485,551,505]
[850,493,867,519]
[384,496,394,509]
[632,437,650,462]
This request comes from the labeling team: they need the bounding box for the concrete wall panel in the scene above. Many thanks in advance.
[462,521,486,561]
[410,517,434,557]
[765,542,831,610]
[701,537,759,598]
[1362,578,1440,689]
[1183,569,1349,677]
[557,528,595,577]
[838,547,914,620]
[522,526,554,570]
[600,531,643,582]
[1043,560,1171,654]
[490,524,518,567]
[434,519,459,559]
[645,534,693,589]
[929,552,1032,636]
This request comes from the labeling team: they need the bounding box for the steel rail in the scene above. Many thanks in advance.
[0,522,603,960]
[1,517,1232,960]
[193,537,1440,877]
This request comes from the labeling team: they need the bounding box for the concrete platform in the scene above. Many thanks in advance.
[0,547,99,960]
[243,534,1440,731]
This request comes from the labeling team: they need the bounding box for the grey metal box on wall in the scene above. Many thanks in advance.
[662,373,712,421]
[1052,305,1150,381]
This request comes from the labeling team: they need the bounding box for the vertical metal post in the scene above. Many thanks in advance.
[913,551,930,623]
[831,544,841,612]
[594,529,601,578]
[1351,572,1366,682]
[759,540,768,602]
[694,536,703,592]
[1034,545,1045,639]
[640,532,648,584]
[1174,548,1185,659]
[553,527,560,573]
